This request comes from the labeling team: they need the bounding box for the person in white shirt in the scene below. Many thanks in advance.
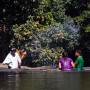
[3,48,21,69]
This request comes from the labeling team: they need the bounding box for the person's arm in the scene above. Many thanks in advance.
[74,58,79,67]
[18,56,21,66]
[59,62,61,70]
[21,51,27,60]
[71,61,75,68]
[3,54,11,65]
[16,53,22,67]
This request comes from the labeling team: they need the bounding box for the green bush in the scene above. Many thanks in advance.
[10,0,80,66]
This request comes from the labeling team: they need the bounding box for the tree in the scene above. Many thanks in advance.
[11,0,80,66]
[0,0,89,65]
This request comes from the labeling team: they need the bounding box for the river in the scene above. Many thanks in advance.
[0,70,90,90]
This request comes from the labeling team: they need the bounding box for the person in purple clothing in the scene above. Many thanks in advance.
[59,51,74,71]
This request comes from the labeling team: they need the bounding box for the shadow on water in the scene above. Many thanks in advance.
[0,71,90,90]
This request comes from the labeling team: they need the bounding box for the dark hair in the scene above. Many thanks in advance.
[62,51,68,57]
[76,50,82,55]
[11,48,16,51]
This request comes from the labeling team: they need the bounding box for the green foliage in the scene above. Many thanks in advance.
[0,0,89,65]
[10,0,89,66]
[84,25,90,32]
[66,0,90,32]
[50,0,66,22]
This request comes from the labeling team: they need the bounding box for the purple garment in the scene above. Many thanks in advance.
[59,57,73,71]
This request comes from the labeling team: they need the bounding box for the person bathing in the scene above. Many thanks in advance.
[74,50,84,71]
[59,51,74,71]
[3,48,21,69]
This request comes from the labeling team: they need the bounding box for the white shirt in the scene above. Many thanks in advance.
[3,52,21,69]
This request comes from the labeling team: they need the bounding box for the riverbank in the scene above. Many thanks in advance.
[0,64,56,73]
[0,63,54,71]
[0,63,52,69]
[0,63,90,72]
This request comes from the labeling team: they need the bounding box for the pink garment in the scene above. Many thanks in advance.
[59,58,73,71]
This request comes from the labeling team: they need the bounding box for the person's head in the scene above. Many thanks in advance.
[75,50,82,57]
[10,48,16,56]
[62,51,68,58]
[20,48,26,53]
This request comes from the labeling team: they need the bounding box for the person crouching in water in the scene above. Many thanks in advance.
[3,48,21,69]
[59,51,74,71]
[75,50,84,71]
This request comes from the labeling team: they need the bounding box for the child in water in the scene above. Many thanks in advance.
[75,50,84,71]
[16,48,27,60]
[59,51,74,71]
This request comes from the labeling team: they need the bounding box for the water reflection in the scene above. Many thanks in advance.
[7,74,20,90]
[0,71,90,90]
[0,73,20,90]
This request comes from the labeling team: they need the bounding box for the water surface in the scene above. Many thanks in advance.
[0,70,90,90]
